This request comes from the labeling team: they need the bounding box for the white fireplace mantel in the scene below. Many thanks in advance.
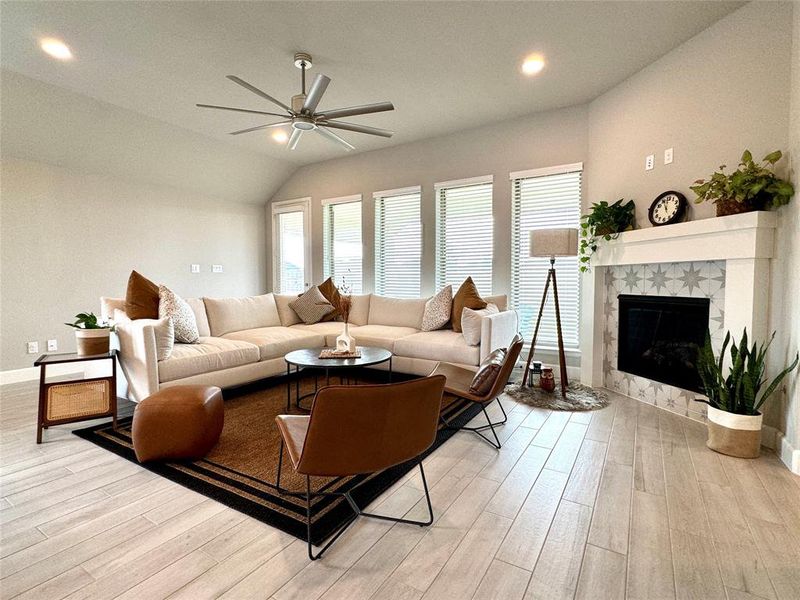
[581,211,778,386]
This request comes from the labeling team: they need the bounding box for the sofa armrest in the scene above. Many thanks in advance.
[115,319,160,402]
[479,309,519,362]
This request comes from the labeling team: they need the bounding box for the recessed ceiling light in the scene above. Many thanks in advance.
[40,38,73,60]
[272,130,289,143]
[522,54,545,76]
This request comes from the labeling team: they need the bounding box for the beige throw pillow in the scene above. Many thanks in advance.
[461,303,499,346]
[289,286,335,324]
[159,285,199,343]
[421,285,452,331]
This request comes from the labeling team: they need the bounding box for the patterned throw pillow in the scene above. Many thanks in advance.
[451,277,488,333]
[469,347,507,396]
[289,286,335,324]
[158,285,200,343]
[461,303,499,346]
[421,285,452,331]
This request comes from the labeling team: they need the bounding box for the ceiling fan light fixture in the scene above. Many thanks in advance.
[522,54,545,76]
[292,116,316,131]
[40,38,73,60]
[272,130,289,143]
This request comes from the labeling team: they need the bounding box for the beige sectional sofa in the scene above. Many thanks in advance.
[101,292,518,402]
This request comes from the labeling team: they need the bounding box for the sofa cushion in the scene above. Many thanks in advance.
[158,337,259,383]
[351,324,419,352]
[291,322,354,347]
[349,294,371,326]
[274,294,302,326]
[484,294,508,312]
[186,298,211,337]
[222,327,325,360]
[204,294,281,336]
[125,270,160,320]
[368,295,427,329]
[394,330,480,366]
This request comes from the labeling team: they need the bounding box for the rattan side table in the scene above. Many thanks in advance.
[34,350,118,443]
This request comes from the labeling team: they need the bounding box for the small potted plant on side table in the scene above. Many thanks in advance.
[65,312,116,355]
[691,149,794,216]
[696,329,798,458]
[579,199,635,272]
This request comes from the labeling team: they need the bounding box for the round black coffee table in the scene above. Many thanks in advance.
[284,346,393,411]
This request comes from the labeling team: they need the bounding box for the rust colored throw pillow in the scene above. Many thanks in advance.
[125,270,160,320]
[317,277,342,322]
[469,347,507,396]
[451,277,487,333]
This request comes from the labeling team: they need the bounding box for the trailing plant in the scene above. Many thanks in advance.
[696,329,798,416]
[579,199,635,272]
[691,149,794,209]
[64,312,115,331]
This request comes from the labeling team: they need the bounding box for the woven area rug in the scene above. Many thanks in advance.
[505,381,609,411]
[73,371,482,545]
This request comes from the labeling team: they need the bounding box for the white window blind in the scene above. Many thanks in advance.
[323,198,363,293]
[511,166,582,350]
[435,177,493,295]
[374,187,422,298]
[274,210,305,294]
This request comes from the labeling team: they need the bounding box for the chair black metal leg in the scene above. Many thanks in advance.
[440,398,506,449]
[301,461,435,561]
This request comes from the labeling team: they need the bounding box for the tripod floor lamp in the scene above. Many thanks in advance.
[521,228,579,398]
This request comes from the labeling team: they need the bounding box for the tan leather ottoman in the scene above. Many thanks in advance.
[132,385,224,463]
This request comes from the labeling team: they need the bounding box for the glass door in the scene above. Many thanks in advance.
[271,198,311,294]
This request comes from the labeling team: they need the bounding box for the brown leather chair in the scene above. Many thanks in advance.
[274,375,446,560]
[431,334,524,449]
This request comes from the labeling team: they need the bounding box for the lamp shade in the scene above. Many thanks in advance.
[529,228,579,257]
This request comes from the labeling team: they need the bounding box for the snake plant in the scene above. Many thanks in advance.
[696,329,798,415]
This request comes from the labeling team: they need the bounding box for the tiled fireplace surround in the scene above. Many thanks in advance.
[582,212,778,435]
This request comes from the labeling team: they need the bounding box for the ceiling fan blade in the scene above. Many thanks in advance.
[320,120,394,138]
[226,75,292,113]
[197,104,289,118]
[229,121,292,136]
[302,74,331,114]
[317,126,355,151]
[317,102,394,120]
[288,128,303,150]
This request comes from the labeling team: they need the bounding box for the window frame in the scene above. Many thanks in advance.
[271,197,311,294]
[321,194,364,293]
[373,185,423,298]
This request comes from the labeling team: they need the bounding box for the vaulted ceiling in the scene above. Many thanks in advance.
[2,1,742,165]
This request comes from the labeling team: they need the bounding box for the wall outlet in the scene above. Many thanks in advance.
[645,154,655,171]
[190,264,200,274]
[664,147,674,165]
[26,341,39,354]
[212,264,223,273]
[47,339,58,351]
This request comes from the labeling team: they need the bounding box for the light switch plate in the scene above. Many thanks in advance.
[645,154,655,171]
[47,339,58,351]
[27,341,39,354]
[664,147,674,164]
[190,264,200,274]
[212,264,223,273]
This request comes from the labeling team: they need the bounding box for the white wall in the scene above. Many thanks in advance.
[270,105,589,297]
[0,71,295,370]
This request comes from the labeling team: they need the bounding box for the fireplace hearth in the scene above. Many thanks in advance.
[617,294,710,393]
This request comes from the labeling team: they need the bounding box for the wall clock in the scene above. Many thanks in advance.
[648,190,687,226]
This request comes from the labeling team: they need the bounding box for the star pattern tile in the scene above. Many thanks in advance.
[677,264,704,295]
[646,264,670,294]
[622,267,642,293]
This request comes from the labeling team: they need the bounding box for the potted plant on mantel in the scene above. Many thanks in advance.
[65,312,116,356]
[691,149,795,217]
[696,329,798,458]
[578,199,635,272]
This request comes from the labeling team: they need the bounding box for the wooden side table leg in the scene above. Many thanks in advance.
[111,356,118,430]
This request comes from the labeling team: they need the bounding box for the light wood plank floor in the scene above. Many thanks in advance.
[2,379,799,600]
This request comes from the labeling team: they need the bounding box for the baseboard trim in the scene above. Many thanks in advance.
[0,364,83,385]
[774,430,800,475]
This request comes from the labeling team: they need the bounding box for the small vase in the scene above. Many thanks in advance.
[335,322,356,353]
[705,405,762,458]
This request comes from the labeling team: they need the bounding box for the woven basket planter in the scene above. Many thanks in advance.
[705,405,762,459]
[75,329,111,356]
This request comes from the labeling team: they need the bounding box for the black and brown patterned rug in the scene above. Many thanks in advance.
[73,371,481,545]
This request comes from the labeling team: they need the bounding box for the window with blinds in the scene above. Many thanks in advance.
[322,197,363,293]
[374,187,422,298]
[510,165,582,350]
[274,210,305,294]
[434,177,493,295]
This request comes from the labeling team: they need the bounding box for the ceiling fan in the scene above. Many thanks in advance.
[197,52,395,151]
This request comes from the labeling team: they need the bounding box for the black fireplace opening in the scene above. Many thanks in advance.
[617,294,710,393]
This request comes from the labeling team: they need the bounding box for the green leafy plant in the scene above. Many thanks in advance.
[64,312,115,331]
[691,150,794,209]
[579,199,635,272]
[696,329,798,415]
